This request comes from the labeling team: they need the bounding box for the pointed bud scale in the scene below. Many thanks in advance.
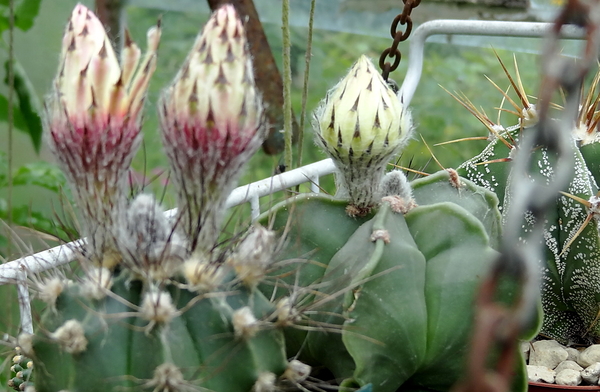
[314,55,412,215]
[159,5,265,253]
[45,4,160,265]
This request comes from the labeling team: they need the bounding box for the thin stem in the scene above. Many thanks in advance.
[6,0,14,259]
[282,0,293,170]
[297,0,316,168]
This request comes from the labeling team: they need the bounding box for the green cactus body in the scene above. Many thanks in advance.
[456,128,517,210]
[261,170,516,392]
[31,272,287,392]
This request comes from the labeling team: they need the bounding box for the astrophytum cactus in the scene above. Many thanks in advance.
[44,4,160,266]
[454,54,600,345]
[313,55,413,215]
[159,4,265,255]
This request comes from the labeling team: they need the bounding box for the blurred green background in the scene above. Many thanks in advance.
[0,0,580,365]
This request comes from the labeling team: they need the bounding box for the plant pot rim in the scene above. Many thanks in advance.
[529,381,600,391]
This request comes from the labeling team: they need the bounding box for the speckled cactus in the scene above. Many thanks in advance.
[453,54,600,345]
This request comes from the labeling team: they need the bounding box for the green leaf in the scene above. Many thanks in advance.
[0,93,29,133]
[14,0,42,31]
[4,60,43,152]
[0,0,42,33]
[9,161,66,192]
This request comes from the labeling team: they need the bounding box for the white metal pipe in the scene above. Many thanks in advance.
[224,158,336,210]
[0,239,84,284]
[16,272,33,334]
[0,158,337,285]
[399,20,585,107]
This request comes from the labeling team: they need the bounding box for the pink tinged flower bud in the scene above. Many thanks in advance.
[45,4,160,266]
[313,55,412,215]
[159,5,265,253]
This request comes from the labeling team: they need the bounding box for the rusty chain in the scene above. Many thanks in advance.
[453,1,600,391]
[379,0,421,82]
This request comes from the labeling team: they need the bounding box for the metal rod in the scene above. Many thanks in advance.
[399,20,585,107]
[16,272,33,334]
[0,158,338,284]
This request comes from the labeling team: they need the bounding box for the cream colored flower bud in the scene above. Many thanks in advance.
[314,55,412,215]
[45,4,160,266]
[159,4,265,253]
[316,55,410,160]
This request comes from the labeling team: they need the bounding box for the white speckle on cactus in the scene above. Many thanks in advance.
[140,289,177,326]
[80,267,113,300]
[283,359,311,383]
[50,320,88,354]
[252,372,277,392]
[489,124,506,140]
[458,132,512,196]
[182,257,226,292]
[232,306,259,339]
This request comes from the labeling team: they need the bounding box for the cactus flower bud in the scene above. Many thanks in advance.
[314,55,412,215]
[45,4,160,266]
[159,5,265,253]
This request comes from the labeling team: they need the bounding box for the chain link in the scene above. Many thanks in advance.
[379,0,420,81]
[454,1,599,390]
